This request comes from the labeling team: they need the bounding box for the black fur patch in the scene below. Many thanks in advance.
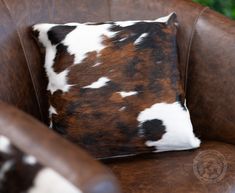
[176,94,187,111]
[52,120,68,135]
[48,25,76,45]
[141,119,166,141]
[0,142,41,193]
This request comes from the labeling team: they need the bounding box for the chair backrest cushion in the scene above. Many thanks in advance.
[0,0,234,146]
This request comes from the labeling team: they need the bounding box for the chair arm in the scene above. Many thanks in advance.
[0,101,121,193]
[186,8,235,145]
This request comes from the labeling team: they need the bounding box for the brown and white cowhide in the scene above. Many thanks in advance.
[0,136,81,193]
[32,13,200,158]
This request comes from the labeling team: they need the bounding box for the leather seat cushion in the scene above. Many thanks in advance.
[105,141,235,193]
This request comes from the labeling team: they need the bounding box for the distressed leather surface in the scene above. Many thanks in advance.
[187,8,235,145]
[105,141,235,193]
[0,0,234,192]
[0,0,41,119]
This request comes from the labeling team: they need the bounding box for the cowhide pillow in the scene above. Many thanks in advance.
[0,135,82,193]
[32,13,200,158]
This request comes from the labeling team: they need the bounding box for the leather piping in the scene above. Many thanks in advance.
[2,0,43,121]
[184,6,209,97]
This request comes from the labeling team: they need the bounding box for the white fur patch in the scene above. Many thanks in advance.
[49,105,58,128]
[23,155,37,165]
[83,77,110,89]
[119,106,126,111]
[155,12,175,23]
[92,62,102,67]
[0,160,14,181]
[33,25,73,94]
[62,24,117,64]
[137,102,200,152]
[47,69,72,94]
[49,122,53,129]
[134,33,148,45]
[119,37,128,42]
[117,91,138,98]
[115,12,175,27]
[27,168,82,193]
[49,105,58,116]
[115,20,136,27]
[0,136,11,154]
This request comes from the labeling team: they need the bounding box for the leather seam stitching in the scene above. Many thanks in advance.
[2,0,43,121]
[184,6,209,97]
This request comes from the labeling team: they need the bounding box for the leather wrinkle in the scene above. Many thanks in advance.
[2,0,43,121]
[184,6,209,97]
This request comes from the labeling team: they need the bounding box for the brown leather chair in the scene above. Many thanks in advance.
[0,0,235,192]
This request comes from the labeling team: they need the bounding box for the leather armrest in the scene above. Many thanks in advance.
[187,8,235,145]
[0,101,121,193]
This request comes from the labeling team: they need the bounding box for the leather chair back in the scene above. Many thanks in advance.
[0,0,234,144]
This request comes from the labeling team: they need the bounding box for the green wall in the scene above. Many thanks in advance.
[193,0,235,19]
